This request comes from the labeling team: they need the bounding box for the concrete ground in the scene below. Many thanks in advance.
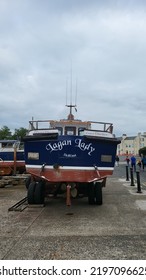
[0,168,146,260]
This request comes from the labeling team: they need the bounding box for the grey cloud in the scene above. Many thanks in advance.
[0,0,146,136]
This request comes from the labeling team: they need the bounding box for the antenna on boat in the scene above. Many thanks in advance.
[75,77,78,112]
[65,63,77,119]
[70,63,72,106]
[66,86,77,117]
[66,77,68,105]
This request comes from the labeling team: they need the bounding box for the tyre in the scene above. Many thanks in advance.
[34,181,45,204]
[27,182,36,204]
[95,182,102,205]
[25,176,31,189]
[88,183,95,205]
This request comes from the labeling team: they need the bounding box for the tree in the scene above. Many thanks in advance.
[0,126,12,139]
[13,127,28,140]
[139,147,146,157]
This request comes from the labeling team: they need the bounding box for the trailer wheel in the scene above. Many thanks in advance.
[88,183,95,205]
[34,181,45,204]
[95,182,102,205]
[25,176,31,189]
[27,182,36,204]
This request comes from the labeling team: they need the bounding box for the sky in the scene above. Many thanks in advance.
[0,0,146,137]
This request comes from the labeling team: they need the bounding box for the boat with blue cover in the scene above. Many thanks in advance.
[23,105,120,205]
[0,140,25,175]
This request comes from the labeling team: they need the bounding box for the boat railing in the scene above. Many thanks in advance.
[28,120,113,134]
[88,121,113,134]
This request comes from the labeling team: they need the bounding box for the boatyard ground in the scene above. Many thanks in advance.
[0,163,146,260]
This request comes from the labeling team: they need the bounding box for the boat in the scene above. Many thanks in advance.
[23,104,120,205]
[0,140,25,176]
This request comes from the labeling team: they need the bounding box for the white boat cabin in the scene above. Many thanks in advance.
[28,111,114,139]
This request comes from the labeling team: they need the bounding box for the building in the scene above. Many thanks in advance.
[117,132,146,155]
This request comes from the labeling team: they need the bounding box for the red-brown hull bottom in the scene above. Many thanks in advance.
[26,167,113,183]
[0,161,25,175]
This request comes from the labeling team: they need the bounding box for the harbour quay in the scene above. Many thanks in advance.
[0,165,146,260]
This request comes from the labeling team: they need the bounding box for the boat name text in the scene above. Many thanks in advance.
[46,139,95,155]
[75,139,95,155]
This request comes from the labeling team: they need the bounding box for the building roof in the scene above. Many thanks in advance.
[124,136,136,140]
[117,136,122,141]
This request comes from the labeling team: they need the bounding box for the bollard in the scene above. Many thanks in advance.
[126,165,129,181]
[130,167,135,186]
[136,171,142,193]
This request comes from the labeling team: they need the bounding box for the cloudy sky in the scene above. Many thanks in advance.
[0,0,146,137]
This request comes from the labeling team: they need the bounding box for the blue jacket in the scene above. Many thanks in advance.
[131,156,136,164]
[142,157,146,165]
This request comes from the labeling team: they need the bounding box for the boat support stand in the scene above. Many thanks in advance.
[66,184,71,207]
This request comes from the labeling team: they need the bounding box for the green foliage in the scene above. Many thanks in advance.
[139,147,146,156]
[13,127,28,141]
[0,126,28,140]
[0,126,12,139]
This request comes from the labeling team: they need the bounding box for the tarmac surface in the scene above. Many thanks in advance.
[0,164,146,260]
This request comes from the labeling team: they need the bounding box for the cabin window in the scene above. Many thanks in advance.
[28,152,39,160]
[78,127,85,135]
[55,127,63,135]
[19,143,24,150]
[101,155,112,162]
[2,142,13,148]
[65,126,76,135]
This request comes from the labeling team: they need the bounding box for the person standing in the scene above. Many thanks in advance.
[130,155,136,172]
[137,159,141,170]
[115,155,119,166]
[125,156,130,166]
[141,156,146,171]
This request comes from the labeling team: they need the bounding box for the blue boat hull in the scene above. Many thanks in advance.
[0,151,24,161]
[24,135,118,183]
[0,151,25,175]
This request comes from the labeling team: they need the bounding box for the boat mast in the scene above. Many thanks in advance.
[66,77,77,120]
[66,104,77,120]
